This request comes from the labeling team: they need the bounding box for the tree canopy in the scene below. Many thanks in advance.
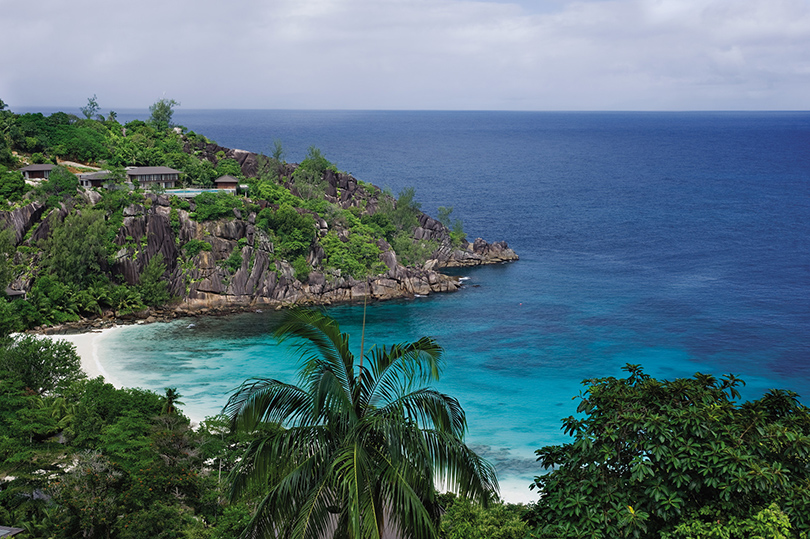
[527,364,810,538]
[149,98,179,130]
[0,335,85,396]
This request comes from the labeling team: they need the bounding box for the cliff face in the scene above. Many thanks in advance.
[2,142,517,312]
[109,194,512,309]
[0,201,46,244]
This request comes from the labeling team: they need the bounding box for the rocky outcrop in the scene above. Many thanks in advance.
[434,238,519,268]
[0,201,46,244]
[183,139,261,178]
[5,142,517,315]
[100,194,467,310]
[179,138,518,268]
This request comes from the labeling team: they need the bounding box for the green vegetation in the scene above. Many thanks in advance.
[321,229,387,278]
[222,245,243,273]
[0,310,513,539]
[527,364,810,538]
[215,157,242,179]
[0,227,15,292]
[0,165,27,201]
[0,335,86,395]
[291,146,333,200]
[138,253,171,307]
[439,494,528,539]
[39,209,109,286]
[224,309,498,539]
[437,206,466,247]
[0,334,269,539]
[183,238,213,258]
[80,94,102,121]
[35,165,79,208]
[255,203,317,280]
[190,191,254,221]
[0,100,470,335]
[148,97,179,130]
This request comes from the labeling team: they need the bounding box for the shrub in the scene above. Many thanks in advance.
[35,165,79,208]
[190,191,246,221]
[0,165,27,201]
[320,230,386,279]
[255,204,316,260]
[291,255,310,282]
[182,239,212,258]
[223,246,243,273]
[138,253,171,306]
[391,232,438,266]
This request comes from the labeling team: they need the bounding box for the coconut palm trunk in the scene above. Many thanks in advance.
[224,308,498,539]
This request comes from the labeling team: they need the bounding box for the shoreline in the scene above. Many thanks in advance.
[41,322,214,425]
[41,326,126,388]
[38,317,538,504]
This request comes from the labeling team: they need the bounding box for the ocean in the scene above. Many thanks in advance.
[84,110,809,502]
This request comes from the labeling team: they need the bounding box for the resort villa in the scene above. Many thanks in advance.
[55,165,244,195]
[19,163,56,180]
[126,166,180,189]
[214,175,239,191]
[78,171,112,188]
[78,166,181,189]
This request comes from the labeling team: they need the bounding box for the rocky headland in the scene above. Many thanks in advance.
[2,142,518,333]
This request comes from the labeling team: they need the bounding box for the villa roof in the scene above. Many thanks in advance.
[0,525,24,537]
[127,166,181,176]
[19,164,56,172]
[80,171,112,180]
[215,175,239,183]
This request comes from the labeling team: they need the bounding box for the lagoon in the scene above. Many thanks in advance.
[87,110,810,502]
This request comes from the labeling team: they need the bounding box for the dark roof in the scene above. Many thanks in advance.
[0,526,24,537]
[80,171,112,180]
[215,175,239,183]
[127,166,181,176]
[20,164,56,172]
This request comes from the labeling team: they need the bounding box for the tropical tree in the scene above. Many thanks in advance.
[162,387,184,415]
[149,98,179,130]
[0,334,85,396]
[80,94,101,120]
[527,364,810,538]
[224,309,498,539]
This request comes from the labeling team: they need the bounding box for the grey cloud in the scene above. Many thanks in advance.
[1,0,807,110]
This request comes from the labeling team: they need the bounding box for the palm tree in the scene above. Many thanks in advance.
[162,387,183,415]
[224,308,498,539]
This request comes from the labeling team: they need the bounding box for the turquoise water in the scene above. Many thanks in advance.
[165,188,225,197]
[94,110,810,502]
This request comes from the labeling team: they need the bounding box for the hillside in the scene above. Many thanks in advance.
[0,104,517,331]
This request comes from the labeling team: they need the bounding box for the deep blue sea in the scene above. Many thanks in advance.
[71,110,809,502]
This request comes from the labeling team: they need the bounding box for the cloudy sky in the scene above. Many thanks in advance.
[2,0,808,110]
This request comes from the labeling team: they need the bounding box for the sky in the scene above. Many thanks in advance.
[1,0,809,111]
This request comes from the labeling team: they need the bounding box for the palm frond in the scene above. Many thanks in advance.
[290,473,340,539]
[419,429,499,505]
[224,377,314,431]
[375,451,440,539]
[372,387,467,439]
[274,308,357,405]
[229,425,331,502]
[364,338,443,408]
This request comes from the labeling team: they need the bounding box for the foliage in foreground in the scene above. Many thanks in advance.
[527,364,810,538]
[0,335,270,539]
[438,493,528,539]
[224,308,498,539]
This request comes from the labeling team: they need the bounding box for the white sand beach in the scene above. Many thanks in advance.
[40,325,215,425]
[41,326,125,387]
